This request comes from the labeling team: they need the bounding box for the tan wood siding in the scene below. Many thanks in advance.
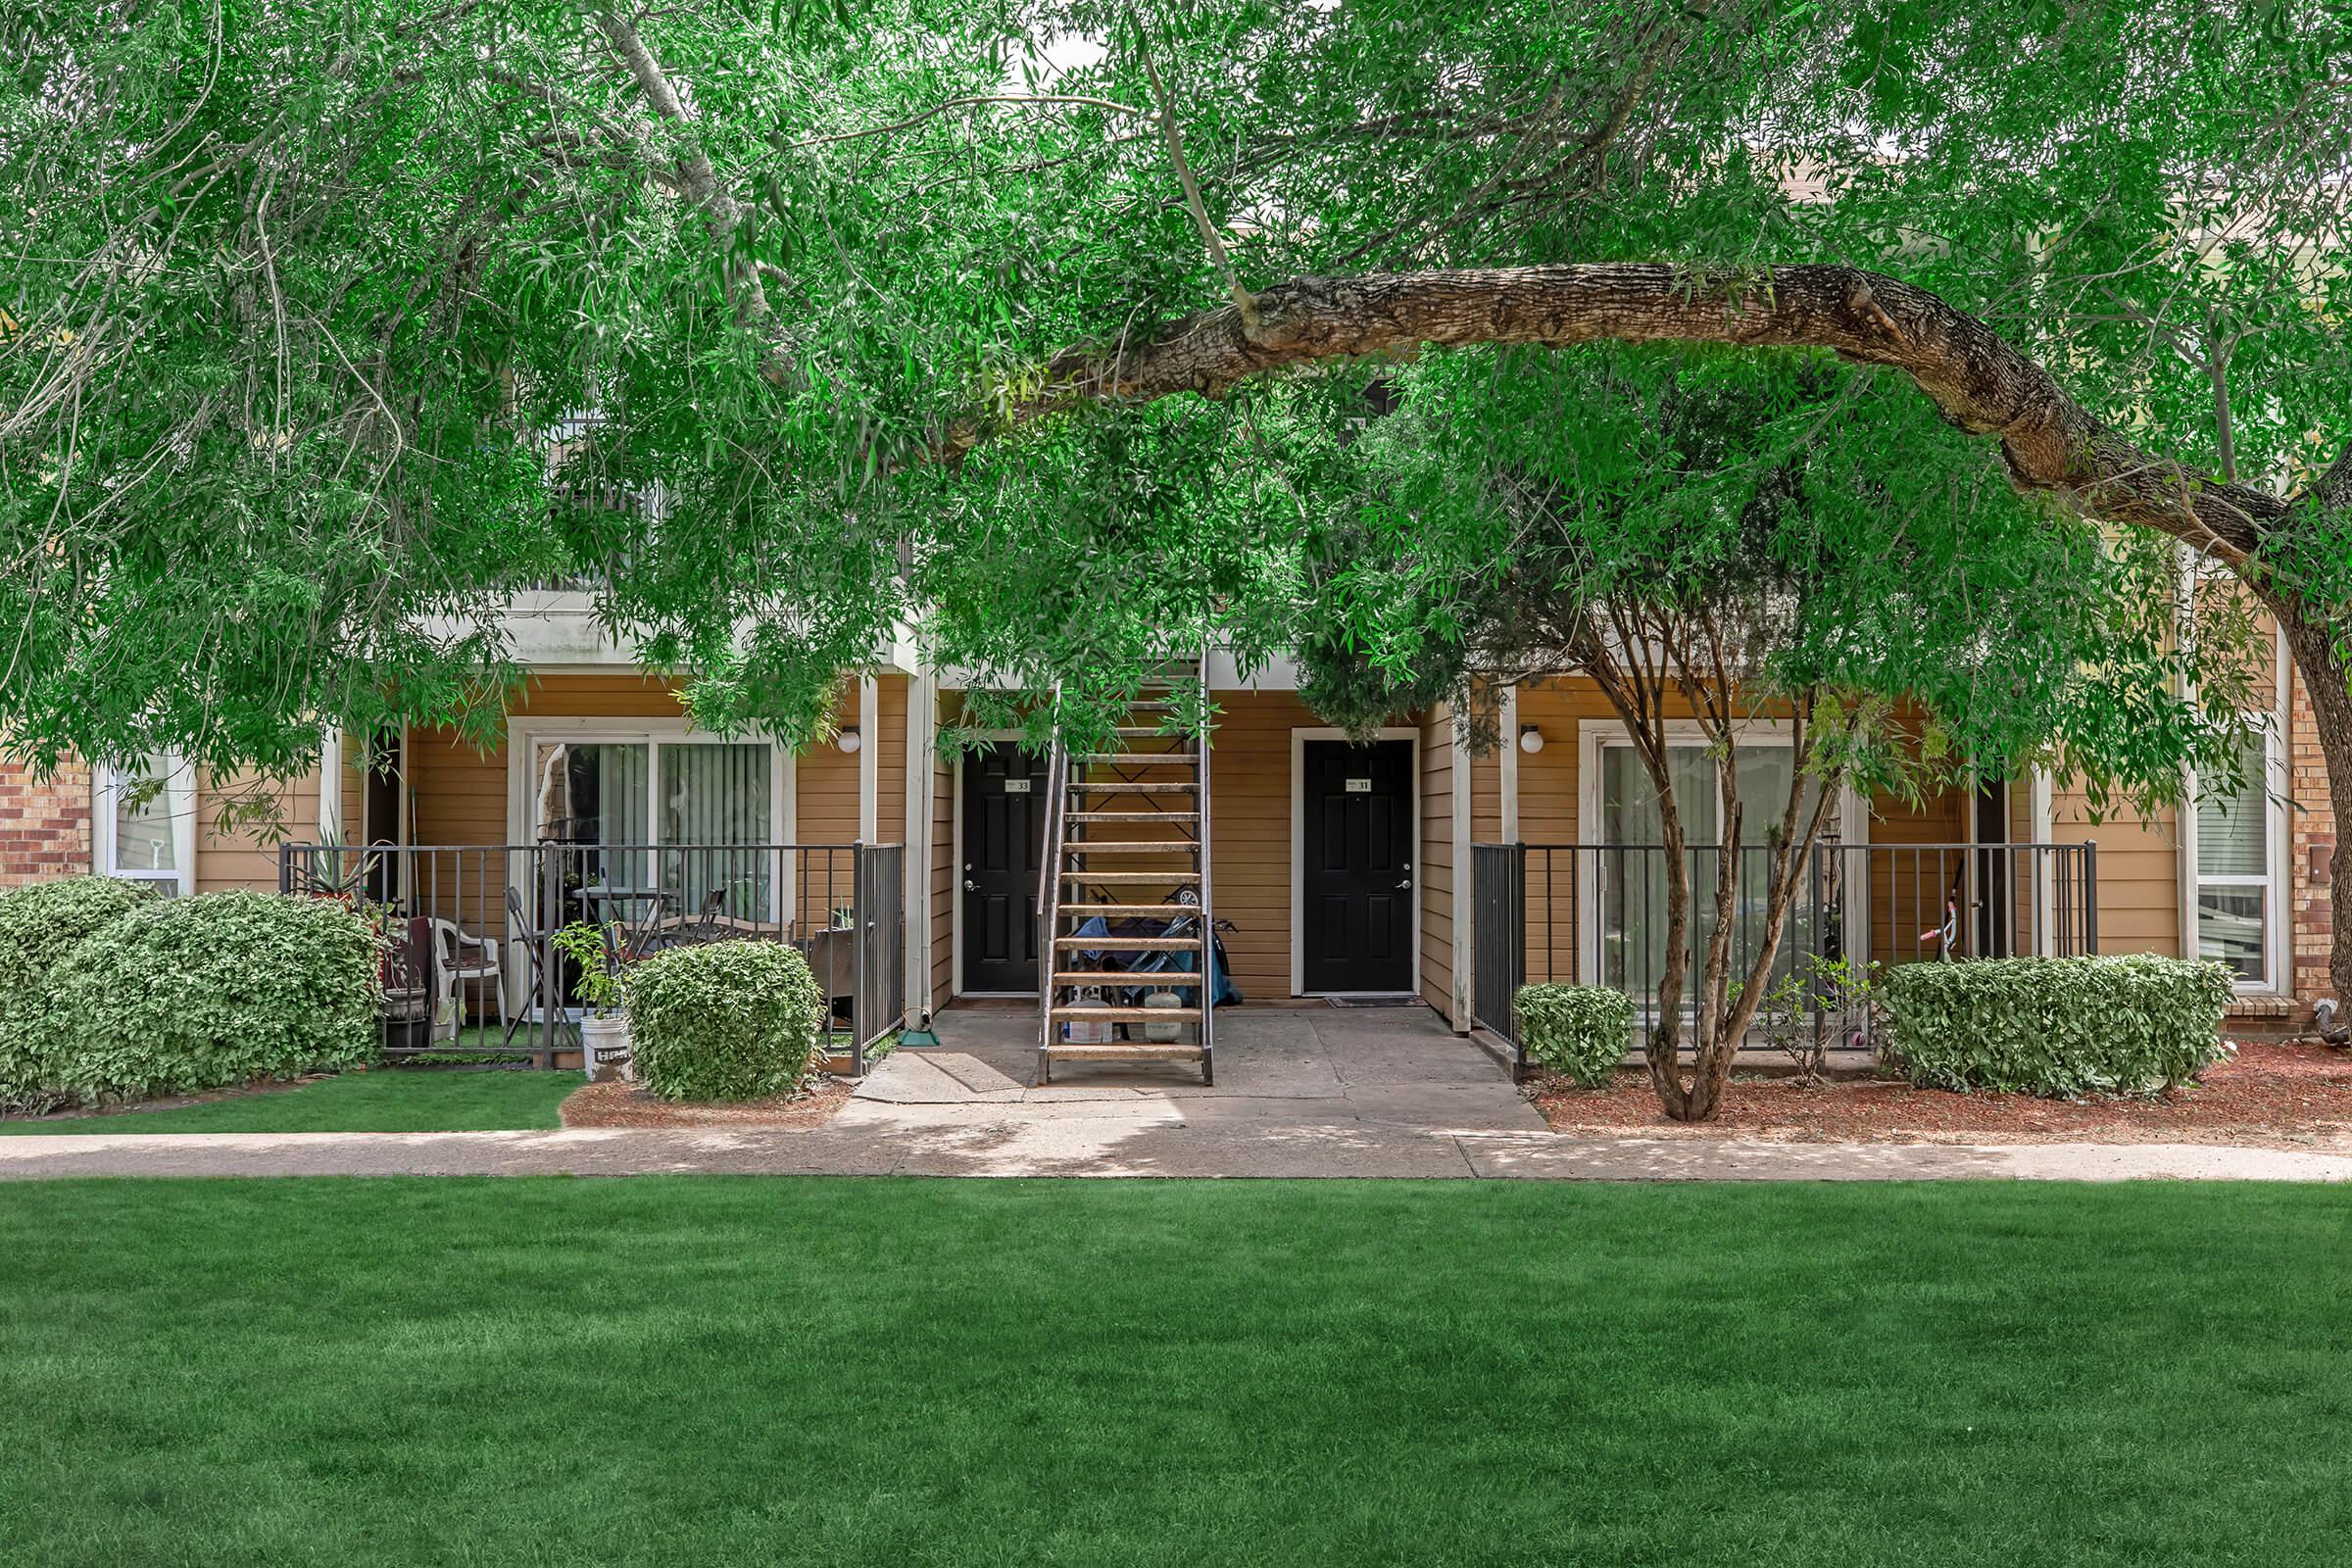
[795,680,860,845]
[1419,707,1453,1015]
[1203,691,1315,1003]
[2049,791,2180,956]
[929,689,958,1004]
[193,768,321,893]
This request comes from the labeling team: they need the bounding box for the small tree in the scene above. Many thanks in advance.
[1301,346,2255,1121]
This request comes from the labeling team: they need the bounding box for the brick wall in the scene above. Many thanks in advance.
[2288,663,2337,1010]
[0,759,93,888]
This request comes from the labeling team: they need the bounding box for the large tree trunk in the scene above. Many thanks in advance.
[2281,609,2352,1033]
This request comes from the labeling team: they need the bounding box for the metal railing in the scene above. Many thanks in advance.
[278,841,906,1074]
[1470,839,2099,1077]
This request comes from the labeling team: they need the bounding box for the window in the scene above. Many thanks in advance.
[527,734,779,920]
[95,756,194,896]
[1587,732,1832,1004]
[2193,727,2279,987]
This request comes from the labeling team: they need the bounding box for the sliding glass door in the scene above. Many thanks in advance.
[1592,741,1823,1006]
[528,736,778,923]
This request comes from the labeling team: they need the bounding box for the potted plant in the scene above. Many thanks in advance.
[551,920,631,1080]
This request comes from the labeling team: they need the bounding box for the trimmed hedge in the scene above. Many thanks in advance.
[1516,984,1635,1087]
[624,940,827,1102]
[0,877,157,1111]
[7,889,382,1111]
[1882,954,2232,1099]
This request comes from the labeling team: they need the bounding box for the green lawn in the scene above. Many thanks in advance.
[0,1067,575,1134]
[2,1181,2347,1566]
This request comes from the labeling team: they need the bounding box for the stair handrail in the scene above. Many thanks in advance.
[1035,688,1071,1054]
[1194,644,1216,1078]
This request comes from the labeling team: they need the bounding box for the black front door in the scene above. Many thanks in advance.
[1301,739,1416,993]
[962,742,1048,992]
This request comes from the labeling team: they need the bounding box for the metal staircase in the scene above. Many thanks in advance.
[1034,656,1216,1086]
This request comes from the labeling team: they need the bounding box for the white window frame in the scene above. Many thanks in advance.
[504,715,797,924]
[2182,708,2290,996]
[1574,719,1867,989]
[93,755,196,898]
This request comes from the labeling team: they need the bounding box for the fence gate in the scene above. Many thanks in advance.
[1470,843,1526,1054]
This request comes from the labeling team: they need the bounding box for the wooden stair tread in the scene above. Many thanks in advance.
[1051,971,1201,985]
[1067,810,1199,822]
[1043,1044,1208,1060]
[1062,902,1198,918]
[1050,1006,1203,1023]
[1060,841,1200,854]
[1053,935,1201,950]
[1058,869,1200,883]
[1067,781,1200,792]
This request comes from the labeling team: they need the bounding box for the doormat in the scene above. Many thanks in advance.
[1325,995,1426,1008]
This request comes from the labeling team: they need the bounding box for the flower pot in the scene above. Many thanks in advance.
[581,1013,633,1083]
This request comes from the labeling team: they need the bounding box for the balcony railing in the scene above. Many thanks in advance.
[1470,840,2098,1079]
[277,841,906,1074]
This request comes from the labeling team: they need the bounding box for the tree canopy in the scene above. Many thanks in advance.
[4,1,2343,784]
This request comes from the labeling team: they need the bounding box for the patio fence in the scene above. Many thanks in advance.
[1470,840,2098,1079]
[277,841,906,1074]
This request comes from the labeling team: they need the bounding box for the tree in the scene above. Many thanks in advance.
[1290,345,2247,1118]
[5,2,2348,990]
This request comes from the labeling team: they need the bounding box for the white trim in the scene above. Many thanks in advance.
[318,730,344,845]
[905,670,936,1016]
[1499,683,1522,841]
[92,756,196,898]
[858,675,880,843]
[950,729,1031,998]
[1290,726,1423,998]
[2032,769,2058,956]
[1573,718,1866,984]
[2183,634,2292,994]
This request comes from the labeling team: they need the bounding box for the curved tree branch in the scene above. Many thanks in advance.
[943,262,2317,564]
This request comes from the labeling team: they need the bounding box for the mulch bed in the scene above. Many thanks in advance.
[1527,1041,2352,1147]
[559,1077,854,1130]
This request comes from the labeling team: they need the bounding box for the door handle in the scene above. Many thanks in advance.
[1396,878,1413,890]
[964,879,978,892]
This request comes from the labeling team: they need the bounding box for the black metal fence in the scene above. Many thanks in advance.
[1471,840,2099,1075]
[277,841,906,1074]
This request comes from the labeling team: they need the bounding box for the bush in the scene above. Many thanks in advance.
[0,877,157,1111]
[624,940,827,1102]
[1516,984,1635,1087]
[14,890,382,1111]
[1882,954,2233,1099]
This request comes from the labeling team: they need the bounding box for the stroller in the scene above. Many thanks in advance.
[1067,889,1241,1040]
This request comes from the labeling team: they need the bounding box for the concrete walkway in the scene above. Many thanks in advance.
[4,1125,2348,1180]
[2,1006,2347,1180]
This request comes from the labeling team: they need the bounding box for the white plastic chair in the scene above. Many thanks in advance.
[432,919,506,1041]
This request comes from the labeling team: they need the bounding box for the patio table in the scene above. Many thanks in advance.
[581,885,679,964]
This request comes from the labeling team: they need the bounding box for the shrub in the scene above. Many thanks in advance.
[1882,954,2233,1099]
[0,877,157,1111]
[19,890,382,1111]
[624,940,826,1102]
[1516,984,1635,1087]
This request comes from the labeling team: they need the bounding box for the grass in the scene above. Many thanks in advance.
[3,1180,2348,1566]
[0,1067,576,1134]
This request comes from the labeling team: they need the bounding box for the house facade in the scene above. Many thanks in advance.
[0,599,2335,1045]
